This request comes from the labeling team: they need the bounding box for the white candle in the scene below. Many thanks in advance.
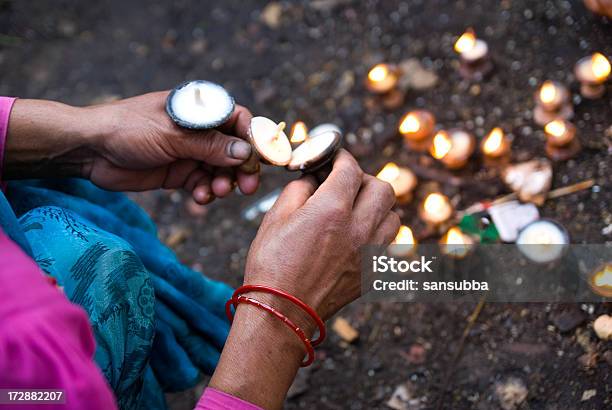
[248,116,292,166]
[516,220,568,264]
[166,80,234,129]
[287,130,341,171]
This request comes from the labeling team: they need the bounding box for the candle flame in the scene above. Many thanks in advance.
[290,121,308,143]
[539,81,557,103]
[431,131,452,159]
[544,120,566,138]
[368,64,390,83]
[376,162,400,183]
[393,225,415,245]
[399,113,421,134]
[593,264,612,288]
[454,29,476,53]
[424,192,449,215]
[483,127,504,154]
[591,52,611,80]
[445,227,466,245]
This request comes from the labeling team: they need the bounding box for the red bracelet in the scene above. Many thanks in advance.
[229,284,326,346]
[226,295,315,366]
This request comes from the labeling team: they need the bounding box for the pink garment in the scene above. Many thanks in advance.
[0,230,117,410]
[0,96,16,183]
[197,388,263,410]
[0,95,259,409]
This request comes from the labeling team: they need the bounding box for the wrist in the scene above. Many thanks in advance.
[3,100,99,179]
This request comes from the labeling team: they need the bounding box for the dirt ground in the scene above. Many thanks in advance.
[1,0,610,409]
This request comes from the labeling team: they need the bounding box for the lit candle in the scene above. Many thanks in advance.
[481,127,511,164]
[387,225,418,258]
[516,220,569,264]
[376,162,418,204]
[366,63,399,94]
[439,227,475,259]
[533,81,573,126]
[290,121,309,144]
[166,80,235,129]
[454,29,492,80]
[399,110,436,151]
[588,263,612,298]
[286,129,342,172]
[419,192,453,226]
[430,129,475,169]
[247,117,293,167]
[543,120,581,161]
[574,52,611,99]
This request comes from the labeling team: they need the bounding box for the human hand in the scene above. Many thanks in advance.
[82,91,258,203]
[244,149,400,320]
[209,150,399,409]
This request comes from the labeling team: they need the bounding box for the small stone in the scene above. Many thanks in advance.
[332,317,359,343]
[261,2,282,29]
[550,306,586,333]
[164,227,190,248]
[593,314,612,341]
[581,389,596,401]
[386,382,423,410]
[406,344,426,365]
[494,377,528,410]
[398,58,439,91]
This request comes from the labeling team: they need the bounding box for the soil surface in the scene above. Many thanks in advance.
[1,1,610,409]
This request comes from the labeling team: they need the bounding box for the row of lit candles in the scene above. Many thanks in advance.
[366,29,611,98]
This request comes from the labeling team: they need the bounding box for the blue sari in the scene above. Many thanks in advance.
[0,179,233,409]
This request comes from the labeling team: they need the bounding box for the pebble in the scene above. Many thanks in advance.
[593,314,612,341]
[550,306,586,333]
[494,378,528,410]
[332,317,359,343]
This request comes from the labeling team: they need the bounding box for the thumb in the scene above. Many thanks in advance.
[177,130,253,167]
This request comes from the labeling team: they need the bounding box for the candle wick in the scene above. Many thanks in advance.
[194,88,204,106]
[271,121,286,142]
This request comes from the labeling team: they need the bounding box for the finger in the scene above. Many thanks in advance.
[236,169,260,195]
[183,167,208,192]
[216,105,253,141]
[266,175,318,220]
[162,160,200,189]
[176,130,253,167]
[371,212,401,246]
[352,174,397,236]
[309,149,363,208]
[211,168,234,198]
[192,173,214,204]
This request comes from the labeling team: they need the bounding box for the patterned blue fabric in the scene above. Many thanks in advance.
[1,179,233,409]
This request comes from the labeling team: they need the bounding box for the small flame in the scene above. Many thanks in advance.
[454,29,476,53]
[393,225,415,245]
[377,162,400,183]
[591,52,611,80]
[423,193,449,215]
[483,127,504,154]
[445,227,466,245]
[399,113,421,134]
[431,131,452,159]
[290,121,308,143]
[544,120,566,138]
[593,264,612,288]
[539,81,557,103]
[368,64,390,82]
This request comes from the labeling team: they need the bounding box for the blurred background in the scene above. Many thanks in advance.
[1,1,610,409]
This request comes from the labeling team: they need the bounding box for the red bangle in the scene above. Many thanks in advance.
[226,295,315,366]
[229,285,326,346]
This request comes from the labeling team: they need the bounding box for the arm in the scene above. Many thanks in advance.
[201,151,400,409]
[0,230,117,409]
[2,93,259,203]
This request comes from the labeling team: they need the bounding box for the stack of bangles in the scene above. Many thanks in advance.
[225,285,326,366]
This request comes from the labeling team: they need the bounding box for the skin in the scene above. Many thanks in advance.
[5,92,259,203]
[4,94,400,409]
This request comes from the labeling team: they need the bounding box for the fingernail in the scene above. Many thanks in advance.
[228,140,252,160]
